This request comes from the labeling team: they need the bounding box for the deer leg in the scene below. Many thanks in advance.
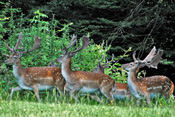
[70,85,81,103]
[64,87,70,97]
[54,88,60,103]
[128,94,132,100]
[132,92,142,106]
[56,79,66,94]
[163,93,170,103]
[136,99,141,106]
[10,86,22,100]
[56,78,67,96]
[144,92,151,107]
[90,95,102,103]
[100,88,114,104]
[31,84,41,102]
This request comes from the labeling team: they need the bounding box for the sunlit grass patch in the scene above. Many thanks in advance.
[0,100,175,117]
[0,85,175,117]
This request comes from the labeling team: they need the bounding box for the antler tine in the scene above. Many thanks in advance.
[146,49,163,69]
[62,34,77,54]
[142,46,156,63]
[105,54,115,64]
[99,53,105,63]
[67,34,77,49]
[5,43,13,52]
[132,51,137,62]
[22,35,41,53]
[2,53,10,57]
[102,54,115,69]
[14,32,23,51]
[71,35,91,54]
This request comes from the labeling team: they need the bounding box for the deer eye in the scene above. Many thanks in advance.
[13,56,17,59]
[130,63,133,66]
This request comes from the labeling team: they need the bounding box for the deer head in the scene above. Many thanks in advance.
[122,46,163,71]
[5,32,41,64]
[92,54,115,73]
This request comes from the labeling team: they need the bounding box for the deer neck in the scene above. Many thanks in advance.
[127,69,137,82]
[127,68,143,99]
[13,59,23,79]
[127,69,138,90]
[61,58,72,82]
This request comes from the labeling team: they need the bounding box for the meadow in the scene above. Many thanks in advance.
[0,91,175,117]
[1,4,175,117]
[0,82,175,117]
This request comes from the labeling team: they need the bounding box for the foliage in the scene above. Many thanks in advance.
[0,0,174,108]
[3,0,174,79]
[7,0,175,56]
[0,7,129,93]
[0,2,174,112]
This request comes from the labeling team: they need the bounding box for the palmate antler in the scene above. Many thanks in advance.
[21,35,41,54]
[70,36,91,56]
[62,34,77,54]
[6,32,41,56]
[132,46,163,69]
[61,34,91,56]
[146,49,163,69]
[5,32,23,52]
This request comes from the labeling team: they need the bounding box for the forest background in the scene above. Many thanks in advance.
[0,0,175,86]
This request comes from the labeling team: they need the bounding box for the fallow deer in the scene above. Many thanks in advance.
[122,47,174,106]
[92,54,131,100]
[56,34,116,103]
[5,32,65,102]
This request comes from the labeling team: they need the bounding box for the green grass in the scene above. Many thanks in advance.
[0,83,175,117]
[0,68,174,117]
[0,78,175,117]
[0,100,175,117]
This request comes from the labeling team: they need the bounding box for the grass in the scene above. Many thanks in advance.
[0,89,175,117]
[0,100,175,117]
[0,73,175,117]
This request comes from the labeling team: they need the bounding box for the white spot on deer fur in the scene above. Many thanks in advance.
[148,86,162,90]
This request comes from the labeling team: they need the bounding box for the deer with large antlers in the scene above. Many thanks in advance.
[5,32,66,102]
[92,54,131,100]
[122,47,174,106]
[56,34,116,103]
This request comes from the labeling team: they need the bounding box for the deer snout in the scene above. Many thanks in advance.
[121,64,124,68]
[56,57,63,63]
[4,60,11,64]
[121,64,127,69]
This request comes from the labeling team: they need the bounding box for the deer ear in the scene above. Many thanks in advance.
[70,52,76,57]
[103,64,109,69]
[18,52,23,58]
[65,52,71,58]
[139,63,145,68]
